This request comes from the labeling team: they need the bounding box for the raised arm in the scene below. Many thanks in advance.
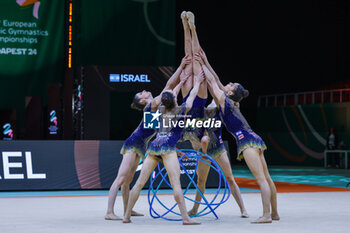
[197,49,225,91]
[151,57,191,111]
[152,77,188,111]
[185,71,204,111]
[163,55,192,91]
[201,64,225,108]
[173,79,185,97]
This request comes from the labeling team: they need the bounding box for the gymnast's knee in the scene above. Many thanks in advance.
[201,135,209,146]
[116,175,128,186]
[255,176,268,187]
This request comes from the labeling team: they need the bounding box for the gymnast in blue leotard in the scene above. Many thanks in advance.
[199,55,280,223]
[119,102,156,160]
[187,100,248,218]
[179,12,249,217]
[205,103,226,158]
[178,10,209,152]
[123,73,204,225]
[105,55,192,221]
[181,93,207,146]
[218,93,267,161]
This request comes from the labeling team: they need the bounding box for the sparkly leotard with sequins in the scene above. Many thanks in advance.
[181,93,207,145]
[120,102,156,159]
[219,95,266,160]
[147,103,187,156]
[205,107,226,158]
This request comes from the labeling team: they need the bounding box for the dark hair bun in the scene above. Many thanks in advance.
[131,94,146,111]
[161,92,175,109]
[231,84,249,102]
[243,89,249,98]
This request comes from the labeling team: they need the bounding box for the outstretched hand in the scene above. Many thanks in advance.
[201,65,214,82]
[194,52,204,65]
[180,55,192,68]
[199,48,208,64]
[194,69,205,84]
[180,73,191,82]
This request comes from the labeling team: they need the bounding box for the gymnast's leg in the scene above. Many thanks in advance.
[123,155,160,223]
[121,157,144,216]
[105,151,139,220]
[187,157,211,216]
[181,10,193,97]
[215,151,249,217]
[162,151,200,225]
[187,11,207,99]
[188,135,210,215]
[259,151,280,220]
[243,148,272,223]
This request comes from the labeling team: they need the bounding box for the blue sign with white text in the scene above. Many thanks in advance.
[109,74,150,83]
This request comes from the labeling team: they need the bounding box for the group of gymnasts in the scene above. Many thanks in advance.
[104,11,280,225]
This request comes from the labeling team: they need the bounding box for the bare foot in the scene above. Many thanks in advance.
[186,11,195,28]
[131,210,144,216]
[183,219,201,225]
[272,213,280,221]
[104,213,122,220]
[241,210,249,218]
[181,11,189,29]
[251,216,272,224]
[122,218,131,223]
[181,11,187,20]
[187,208,198,216]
